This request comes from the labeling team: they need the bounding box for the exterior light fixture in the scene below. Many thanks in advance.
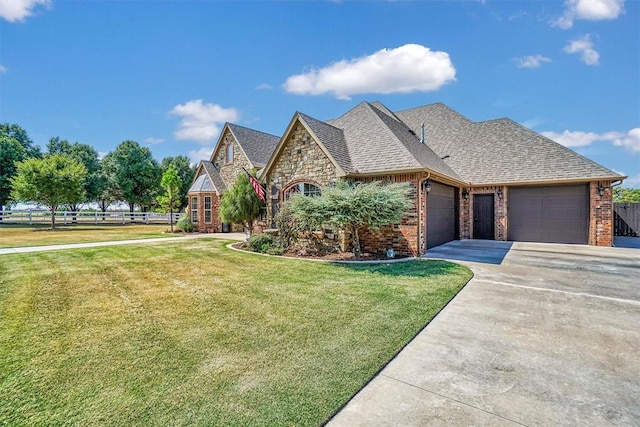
[424,179,432,194]
[497,188,503,199]
[462,189,469,200]
[597,185,605,197]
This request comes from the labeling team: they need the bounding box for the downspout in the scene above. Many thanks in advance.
[418,172,431,255]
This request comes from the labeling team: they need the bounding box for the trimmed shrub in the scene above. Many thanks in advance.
[176,215,195,232]
[247,234,284,254]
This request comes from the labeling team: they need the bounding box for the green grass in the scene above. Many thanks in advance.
[0,239,472,426]
[0,224,179,248]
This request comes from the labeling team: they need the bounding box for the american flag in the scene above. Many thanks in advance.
[243,168,266,203]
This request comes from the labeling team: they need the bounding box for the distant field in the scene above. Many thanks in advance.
[0,239,472,426]
[0,224,178,248]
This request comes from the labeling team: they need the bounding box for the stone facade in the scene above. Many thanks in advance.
[214,129,254,188]
[265,122,339,221]
[589,180,614,246]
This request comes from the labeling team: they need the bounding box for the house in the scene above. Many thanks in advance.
[188,101,624,255]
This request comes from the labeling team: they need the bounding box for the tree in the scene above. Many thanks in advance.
[160,156,195,211]
[614,187,640,203]
[157,165,182,232]
[10,154,87,229]
[0,124,40,218]
[102,140,161,216]
[288,180,412,258]
[219,171,262,236]
[47,137,102,216]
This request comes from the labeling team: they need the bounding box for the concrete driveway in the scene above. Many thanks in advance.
[328,240,640,426]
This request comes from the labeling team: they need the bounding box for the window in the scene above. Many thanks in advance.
[225,143,233,163]
[284,182,321,200]
[204,196,212,224]
[190,196,198,223]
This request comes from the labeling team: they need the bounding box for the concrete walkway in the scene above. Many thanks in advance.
[329,240,640,426]
[0,232,246,255]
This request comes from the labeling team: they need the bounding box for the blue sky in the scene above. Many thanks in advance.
[1,0,638,185]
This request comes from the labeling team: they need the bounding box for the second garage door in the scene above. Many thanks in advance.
[427,182,457,249]
[508,184,589,244]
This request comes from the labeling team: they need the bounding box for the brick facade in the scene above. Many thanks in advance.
[189,191,222,233]
[460,186,507,241]
[589,180,614,246]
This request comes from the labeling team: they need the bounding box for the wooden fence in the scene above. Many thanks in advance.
[0,210,183,226]
[614,203,639,237]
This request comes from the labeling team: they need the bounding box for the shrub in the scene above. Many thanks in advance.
[176,215,195,232]
[247,234,284,254]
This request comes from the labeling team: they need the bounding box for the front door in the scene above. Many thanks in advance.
[473,194,495,240]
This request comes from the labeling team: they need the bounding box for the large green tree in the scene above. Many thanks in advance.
[0,124,41,217]
[288,180,411,258]
[614,187,640,203]
[10,154,87,229]
[160,155,194,211]
[102,140,161,215]
[47,137,103,214]
[219,171,263,236]
[157,165,182,232]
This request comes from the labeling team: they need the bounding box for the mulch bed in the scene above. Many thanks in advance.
[231,243,406,261]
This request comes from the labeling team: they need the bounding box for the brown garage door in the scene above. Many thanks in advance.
[508,184,589,244]
[427,182,457,249]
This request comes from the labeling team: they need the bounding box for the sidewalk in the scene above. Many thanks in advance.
[0,232,246,255]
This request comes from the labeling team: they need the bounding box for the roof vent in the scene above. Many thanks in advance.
[420,123,425,144]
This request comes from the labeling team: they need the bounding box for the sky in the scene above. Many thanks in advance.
[1,0,638,186]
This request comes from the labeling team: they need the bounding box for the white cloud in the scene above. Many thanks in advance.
[188,146,215,164]
[564,35,600,65]
[0,65,6,74]
[552,0,625,29]
[143,137,165,145]
[0,0,51,22]
[612,128,640,153]
[170,99,239,144]
[513,55,552,68]
[624,173,640,186]
[542,129,640,153]
[255,83,273,90]
[284,44,456,100]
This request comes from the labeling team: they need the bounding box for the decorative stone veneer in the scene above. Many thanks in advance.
[265,122,339,221]
[589,180,613,246]
[460,186,507,241]
[214,129,254,188]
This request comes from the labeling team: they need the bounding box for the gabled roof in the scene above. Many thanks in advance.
[188,160,226,194]
[226,123,280,168]
[396,103,623,185]
[328,102,462,180]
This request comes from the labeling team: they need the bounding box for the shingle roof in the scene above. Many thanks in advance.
[227,123,279,168]
[297,113,353,173]
[327,102,461,178]
[396,103,623,185]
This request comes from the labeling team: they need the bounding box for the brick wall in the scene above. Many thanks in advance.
[461,186,507,241]
[189,192,221,233]
[589,180,613,246]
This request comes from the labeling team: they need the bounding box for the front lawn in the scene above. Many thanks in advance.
[0,224,177,248]
[0,239,472,426]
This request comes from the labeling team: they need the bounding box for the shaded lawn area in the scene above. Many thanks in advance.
[0,224,177,248]
[0,239,472,426]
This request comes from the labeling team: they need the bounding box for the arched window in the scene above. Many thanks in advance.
[284,182,321,200]
[225,143,233,164]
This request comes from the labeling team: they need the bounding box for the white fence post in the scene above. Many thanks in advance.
[94,211,98,224]
[29,209,32,225]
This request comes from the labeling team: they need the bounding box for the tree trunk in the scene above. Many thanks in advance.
[50,206,56,230]
[352,227,362,259]
[0,205,3,224]
[170,204,174,232]
[129,202,135,222]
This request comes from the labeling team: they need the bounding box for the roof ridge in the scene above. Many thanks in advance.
[227,122,280,139]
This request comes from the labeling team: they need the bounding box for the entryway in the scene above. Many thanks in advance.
[473,194,494,240]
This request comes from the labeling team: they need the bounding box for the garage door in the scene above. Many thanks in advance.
[508,184,589,244]
[427,182,456,249]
